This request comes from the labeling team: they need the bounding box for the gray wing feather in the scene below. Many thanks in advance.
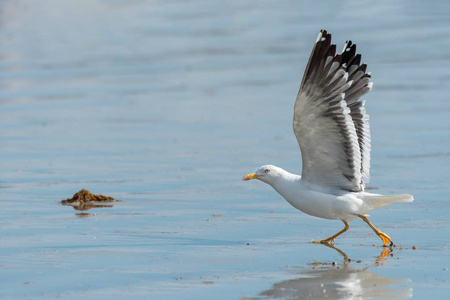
[293,30,372,192]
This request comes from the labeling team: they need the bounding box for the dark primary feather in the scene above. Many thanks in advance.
[293,30,372,192]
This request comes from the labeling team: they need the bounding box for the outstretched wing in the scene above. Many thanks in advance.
[293,30,372,192]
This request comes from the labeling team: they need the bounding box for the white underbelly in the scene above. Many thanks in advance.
[275,184,360,221]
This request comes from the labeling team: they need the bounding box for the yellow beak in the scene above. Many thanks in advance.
[243,173,261,181]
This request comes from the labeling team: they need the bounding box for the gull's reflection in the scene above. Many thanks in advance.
[323,243,393,266]
[260,245,412,299]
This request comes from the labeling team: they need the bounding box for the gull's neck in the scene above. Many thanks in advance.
[268,168,301,189]
[264,168,303,210]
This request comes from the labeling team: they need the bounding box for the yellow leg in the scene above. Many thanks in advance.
[358,214,393,247]
[313,221,349,244]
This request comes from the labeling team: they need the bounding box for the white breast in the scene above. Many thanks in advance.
[271,177,361,221]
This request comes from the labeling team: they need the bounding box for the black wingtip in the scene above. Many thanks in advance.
[317,30,332,46]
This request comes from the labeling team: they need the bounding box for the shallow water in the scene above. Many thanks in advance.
[1,0,449,299]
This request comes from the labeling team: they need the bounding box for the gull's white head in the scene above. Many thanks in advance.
[243,165,282,185]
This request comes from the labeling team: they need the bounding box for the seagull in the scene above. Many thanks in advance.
[243,30,413,246]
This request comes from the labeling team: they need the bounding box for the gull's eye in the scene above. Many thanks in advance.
[264,169,270,173]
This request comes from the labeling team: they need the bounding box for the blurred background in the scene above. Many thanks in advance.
[0,0,449,299]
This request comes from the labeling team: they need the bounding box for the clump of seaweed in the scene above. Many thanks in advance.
[61,189,117,211]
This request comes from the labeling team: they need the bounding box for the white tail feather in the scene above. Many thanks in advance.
[364,194,414,210]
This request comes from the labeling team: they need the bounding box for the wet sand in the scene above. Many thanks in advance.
[0,0,449,299]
